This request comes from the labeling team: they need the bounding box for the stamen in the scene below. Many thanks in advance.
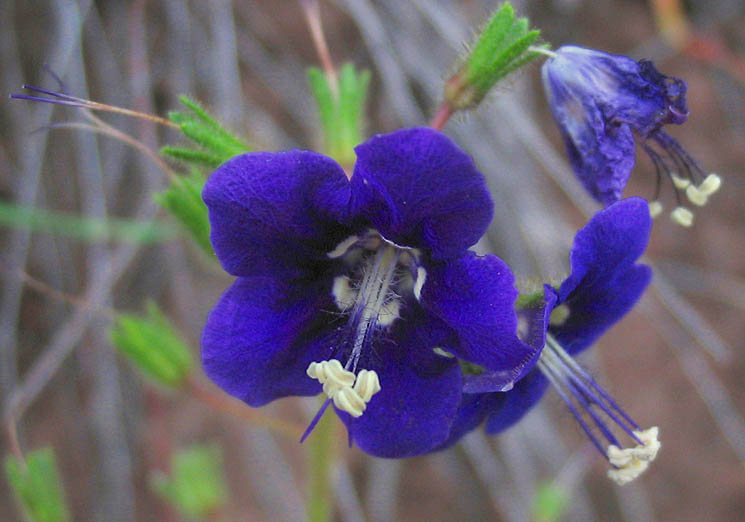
[698,173,721,196]
[648,200,663,218]
[538,335,660,485]
[327,235,360,259]
[685,185,708,206]
[413,266,427,301]
[306,359,381,418]
[670,174,690,190]
[332,275,358,311]
[670,206,694,227]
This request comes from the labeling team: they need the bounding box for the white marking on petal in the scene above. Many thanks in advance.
[432,347,455,358]
[332,276,358,311]
[377,299,400,327]
[327,235,360,259]
[413,266,427,301]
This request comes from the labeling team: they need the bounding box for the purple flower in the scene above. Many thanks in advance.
[200,128,539,458]
[542,46,721,225]
[441,198,660,484]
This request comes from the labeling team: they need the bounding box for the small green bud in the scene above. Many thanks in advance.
[110,302,194,388]
[151,445,228,520]
[5,448,70,522]
[154,168,214,258]
[445,2,544,111]
[532,482,569,522]
[308,63,370,167]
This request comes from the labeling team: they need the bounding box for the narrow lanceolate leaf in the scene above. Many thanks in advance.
[444,2,544,110]
[163,95,251,168]
[110,302,194,388]
[308,62,370,167]
[150,445,228,520]
[154,168,213,257]
[5,448,70,522]
[0,201,178,243]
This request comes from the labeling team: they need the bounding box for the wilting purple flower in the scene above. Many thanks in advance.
[441,198,660,484]
[542,45,721,225]
[201,128,539,458]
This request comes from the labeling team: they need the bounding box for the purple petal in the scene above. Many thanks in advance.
[203,150,353,277]
[201,274,338,407]
[484,371,551,434]
[342,320,462,458]
[420,252,541,380]
[351,128,493,259]
[463,287,556,393]
[555,198,652,353]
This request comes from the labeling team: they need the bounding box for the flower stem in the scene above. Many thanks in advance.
[306,398,336,522]
[430,101,454,131]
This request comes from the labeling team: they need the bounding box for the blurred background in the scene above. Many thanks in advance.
[1,0,744,520]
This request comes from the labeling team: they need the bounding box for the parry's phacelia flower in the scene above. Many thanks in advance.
[441,198,660,485]
[201,127,540,458]
[542,45,721,226]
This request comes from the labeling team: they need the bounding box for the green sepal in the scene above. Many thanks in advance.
[153,168,213,257]
[163,95,251,168]
[531,482,569,522]
[445,2,544,110]
[515,289,546,310]
[151,445,228,520]
[5,448,70,522]
[308,63,370,167]
[110,301,194,388]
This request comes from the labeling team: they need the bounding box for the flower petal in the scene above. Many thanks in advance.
[555,198,652,353]
[420,252,540,381]
[484,371,550,434]
[341,317,462,458]
[351,128,493,259]
[203,150,353,277]
[201,273,338,407]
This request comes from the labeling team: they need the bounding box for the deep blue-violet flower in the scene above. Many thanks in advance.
[201,127,540,458]
[440,197,660,484]
[542,45,721,226]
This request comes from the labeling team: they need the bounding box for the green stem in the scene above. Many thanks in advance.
[306,400,335,522]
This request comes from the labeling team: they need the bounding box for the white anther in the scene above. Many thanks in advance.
[377,299,401,327]
[332,276,358,312]
[549,304,570,326]
[333,387,366,417]
[327,235,359,259]
[607,458,650,486]
[670,206,694,227]
[698,173,722,196]
[648,200,663,218]
[670,174,690,190]
[632,427,661,461]
[605,426,660,485]
[307,360,355,396]
[685,185,708,206]
[353,369,381,402]
[413,266,427,301]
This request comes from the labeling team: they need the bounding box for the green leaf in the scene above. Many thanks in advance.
[532,482,569,522]
[164,95,251,168]
[0,201,178,244]
[151,445,228,520]
[110,301,194,388]
[5,448,70,522]
[154,169,213,257]
[444,2,544,110]
[308,63,370,166]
